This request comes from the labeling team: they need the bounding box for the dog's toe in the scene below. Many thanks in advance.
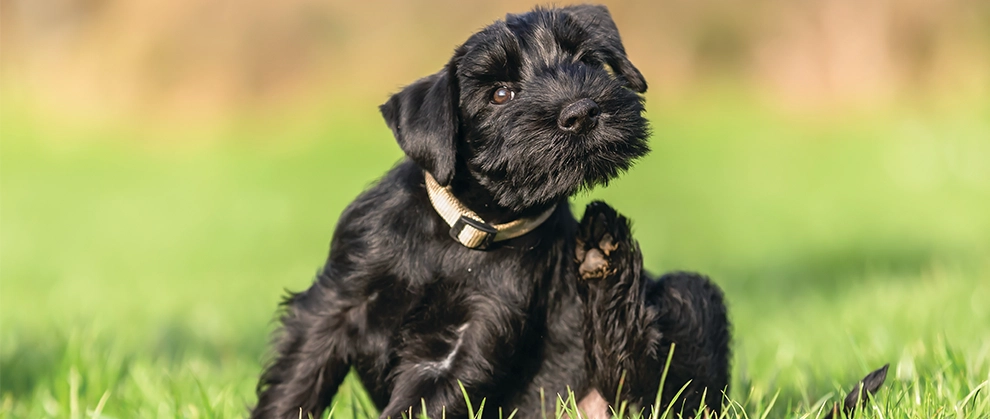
[599,232,618,255]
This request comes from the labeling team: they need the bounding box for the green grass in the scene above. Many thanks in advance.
[2,99,989,418]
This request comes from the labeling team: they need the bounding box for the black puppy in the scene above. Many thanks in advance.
[252,5,730,419]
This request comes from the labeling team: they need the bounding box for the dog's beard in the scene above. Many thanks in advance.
[464,75,650,213]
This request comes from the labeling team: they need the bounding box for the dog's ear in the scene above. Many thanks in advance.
[380,56,461,186]
[562,4,647,93]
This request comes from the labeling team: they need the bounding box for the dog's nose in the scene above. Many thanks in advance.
[557,98,600,133]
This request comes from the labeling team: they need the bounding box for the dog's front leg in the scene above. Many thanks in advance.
[379,313,518,419]
[379,368,471,419]
[252,273,353,419]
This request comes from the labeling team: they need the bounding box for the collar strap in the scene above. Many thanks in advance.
[424,172,556,249]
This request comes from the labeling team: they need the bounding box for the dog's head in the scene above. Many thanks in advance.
[381,5,650,212]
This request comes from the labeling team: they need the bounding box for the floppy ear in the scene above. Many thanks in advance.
[380,59,461,186]
[562,4,647,93]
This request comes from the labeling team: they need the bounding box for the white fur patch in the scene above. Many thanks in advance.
[423,322,470,374]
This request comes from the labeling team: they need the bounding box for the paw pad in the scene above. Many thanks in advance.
[579,248,611,280]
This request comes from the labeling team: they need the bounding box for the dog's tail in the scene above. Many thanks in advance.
[821,364,889,419]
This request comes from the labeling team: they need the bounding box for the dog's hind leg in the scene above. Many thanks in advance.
[251,279,351,419]
[577,201,730,416]
[648,271,731,415]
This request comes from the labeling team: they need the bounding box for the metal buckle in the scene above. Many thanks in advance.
[450,215,498,249]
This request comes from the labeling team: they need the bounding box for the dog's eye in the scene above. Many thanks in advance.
[491,87,514,105]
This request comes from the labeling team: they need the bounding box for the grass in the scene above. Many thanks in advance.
[1,98,989,418]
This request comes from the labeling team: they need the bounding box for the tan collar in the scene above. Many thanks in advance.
[424,172,556,249]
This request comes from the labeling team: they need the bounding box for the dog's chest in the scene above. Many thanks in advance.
[347,243,569,400]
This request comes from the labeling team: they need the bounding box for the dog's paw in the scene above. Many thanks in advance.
[576,201,633,281]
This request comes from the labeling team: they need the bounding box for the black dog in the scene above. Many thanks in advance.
[252,5,730,419]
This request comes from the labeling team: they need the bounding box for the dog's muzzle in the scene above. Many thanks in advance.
[424,172,556,249]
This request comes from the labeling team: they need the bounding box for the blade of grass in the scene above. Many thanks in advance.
[958,380,987,410]
[756,390,779,419]
[458,380,475,419]
[615,369,628,419]
[567,386,581,419]
[652,343,677,419]
[696,387,708,418]
[660,380,691,419]
[476,398,486,419]
[89,390,110,419]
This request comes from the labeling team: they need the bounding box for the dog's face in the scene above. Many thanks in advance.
[381,5,650,212]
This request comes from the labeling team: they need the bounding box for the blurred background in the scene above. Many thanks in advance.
[2,0,989,418]
[3,0,990,120]
[2,0,990,120]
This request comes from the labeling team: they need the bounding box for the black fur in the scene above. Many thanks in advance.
[576,202,730,415]
[823,364,889,419]
[251,5,729,419]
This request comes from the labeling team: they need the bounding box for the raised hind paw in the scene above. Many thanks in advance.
[576,201,637,281]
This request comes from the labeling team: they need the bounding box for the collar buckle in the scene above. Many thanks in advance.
[450,215,498,249]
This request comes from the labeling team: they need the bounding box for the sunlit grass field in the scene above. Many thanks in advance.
[2,98,989,418]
